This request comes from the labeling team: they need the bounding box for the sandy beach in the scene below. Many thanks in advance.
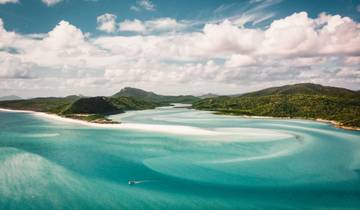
[1,108,359,135]
[0,108,219,136]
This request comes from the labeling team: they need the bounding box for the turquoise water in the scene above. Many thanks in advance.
[0,106,360,209]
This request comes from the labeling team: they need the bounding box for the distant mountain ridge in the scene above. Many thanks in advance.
[241,83,359,98]
[199,93,219,99]
[113,87,200,104]
[0,95,22,101]
[193,83,360,128]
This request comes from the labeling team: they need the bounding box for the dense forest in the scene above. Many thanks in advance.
[193,83,360,128]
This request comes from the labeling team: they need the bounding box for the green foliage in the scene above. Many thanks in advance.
[193,83,360,128]
[62,97,123,115]
[0,94,162,123]
[0,97,79,113]
[113,87,200,104]
[108,96,158,110]
[61,114,117,124]
[242,83,358,98]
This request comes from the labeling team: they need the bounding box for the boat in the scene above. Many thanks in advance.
[128,180,136,185]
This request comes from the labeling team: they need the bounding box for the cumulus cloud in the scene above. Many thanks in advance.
[194,19,263,57]
[41,0,63,6]
[261,12,360,56]
[119,19,146,33]
[0,55,32,78]
[119,18,186,33]
[0,19,17,49]
[225,54,257,67]
[0,11,359,96]
[131,0,155,12]
[97,13,117,33]
[0,0,18,4]
[44,20,86,50]
[146,18,185,31]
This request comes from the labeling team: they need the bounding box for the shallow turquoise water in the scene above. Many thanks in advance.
[0,107,360,209]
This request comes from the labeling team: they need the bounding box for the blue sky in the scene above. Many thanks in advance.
[2,0,360,34]
[0,0,359,97]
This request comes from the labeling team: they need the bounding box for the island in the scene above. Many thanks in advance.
[0,84,359,130]
[192,83,360,130]
[0,87,200,124]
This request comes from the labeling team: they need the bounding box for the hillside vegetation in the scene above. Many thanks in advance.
[0,97,81,113]
[62,97,123,115]
[0,87,199,123]
[2,84,359,128]
[113,87,200,104]
[193,83,360,128]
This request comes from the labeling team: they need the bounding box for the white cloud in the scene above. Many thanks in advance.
[261,12,317,55]
[343,56,360,66]
[261,12,360,56]
[0,11,359,96]
[97,13,117,33]
[137,0,155,11]
[0,0,18,4]
[42,0,63,6]
[194,19,264,57]
[0,54,32,79]
[119,19,146,33]
[0,19,17,49]
[146,18,186,31]
[118,18,186,33]
[130,5,141,12]
[43,20,86,50]
[226,54,257,67]
[228,0,281,27]
[131,0,155,12]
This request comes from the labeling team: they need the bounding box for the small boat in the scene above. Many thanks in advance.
[128,180,136,185]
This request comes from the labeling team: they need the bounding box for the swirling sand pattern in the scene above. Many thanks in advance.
[0,107,360,209]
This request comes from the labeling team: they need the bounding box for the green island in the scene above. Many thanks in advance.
[0,84,359,129]
[0,87,200,124]
[192,83,360,130]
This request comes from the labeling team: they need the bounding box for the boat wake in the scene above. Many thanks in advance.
[128,180,156,185]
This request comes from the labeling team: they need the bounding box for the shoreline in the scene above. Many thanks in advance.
[0,108,112,127]
[0,108,218,136]
[209,110,360,131]
[1,108,359,133]
[315,118,360,131]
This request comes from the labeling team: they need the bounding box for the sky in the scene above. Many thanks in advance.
[0,0,359,98]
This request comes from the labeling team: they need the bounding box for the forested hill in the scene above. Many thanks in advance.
[0,88,200,123]
[241,83,358,98]
[113,87,200,104]
[192,83,360,128]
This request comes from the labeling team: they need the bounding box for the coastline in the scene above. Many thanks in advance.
[315,118,360,131]
[1,107,359,133]
[0,108,218,136]
[209,110,360,131]
[0,108,112,127]
[245,115,360,131]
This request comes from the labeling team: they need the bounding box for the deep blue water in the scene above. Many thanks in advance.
[0,107,360,209]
